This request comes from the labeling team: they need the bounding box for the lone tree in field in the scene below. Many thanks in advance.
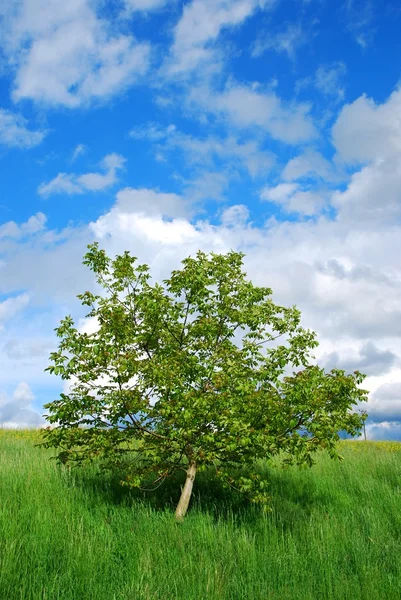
[42,243,369,520]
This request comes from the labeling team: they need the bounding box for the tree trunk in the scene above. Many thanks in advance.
[175,461,197,521]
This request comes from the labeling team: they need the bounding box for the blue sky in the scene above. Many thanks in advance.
[1,0,401,440]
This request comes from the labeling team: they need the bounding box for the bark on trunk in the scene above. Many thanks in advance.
[175,462,197,521]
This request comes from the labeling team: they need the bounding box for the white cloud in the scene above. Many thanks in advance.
[38,173,84,196]
[115,187,191,219]
[71,143,87,162]
[0,109,46,148]
[123,0,169,12]
[365,422,401,441]
[91,209,200,247]
[282,149,341,182]
[2,0,150,107]
[0,294,30,330]
[331,156,401,226]
[129,122,177,142]
[183,170,232,204]
[261,182,325,215]
[362,378,401,424]
[284,191,325,216]
[214,85,276,125]
[319,341,398,378]
[220,204,250,227]
[332,88,401,165]
[0,224,93,306]
[81,192,401,359]
[38,153,126,196]
[328,88,401,228]
[315,62,347,103]
[3,338,53,360]
[77,316,100,335]
[344,0,375,49]
[189,82,317,144]
[4,171,398,357]
[23,213,48,234]
[0,222,20,239]
[131,123,275,177]
[13,381,35,405]
[261,183,298,202]
[251,23,304,60]
[164,0,275,75]
[0,381,44,428]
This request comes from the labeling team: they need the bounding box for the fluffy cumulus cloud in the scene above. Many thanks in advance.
[1,0,150,107]
[0,212,47,239]
[332,89,401,227]
[38,153,126,196]
[332,88,401,165]
[332,157,401,226]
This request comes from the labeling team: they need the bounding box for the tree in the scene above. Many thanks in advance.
[41,243,369,520]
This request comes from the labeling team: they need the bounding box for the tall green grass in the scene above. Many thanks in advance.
[1,429,400,599]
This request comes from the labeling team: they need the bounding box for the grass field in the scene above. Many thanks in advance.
[0,429,400,600]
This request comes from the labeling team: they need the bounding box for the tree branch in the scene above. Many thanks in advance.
[179,294,191,349]
[277,416,305,439]
[253,332,284,347]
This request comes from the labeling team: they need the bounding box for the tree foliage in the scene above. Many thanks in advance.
[41,243,369,519]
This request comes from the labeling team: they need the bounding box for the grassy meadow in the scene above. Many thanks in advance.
[0,429,400,600]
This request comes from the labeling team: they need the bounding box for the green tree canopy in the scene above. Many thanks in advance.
[42,243,369,519]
